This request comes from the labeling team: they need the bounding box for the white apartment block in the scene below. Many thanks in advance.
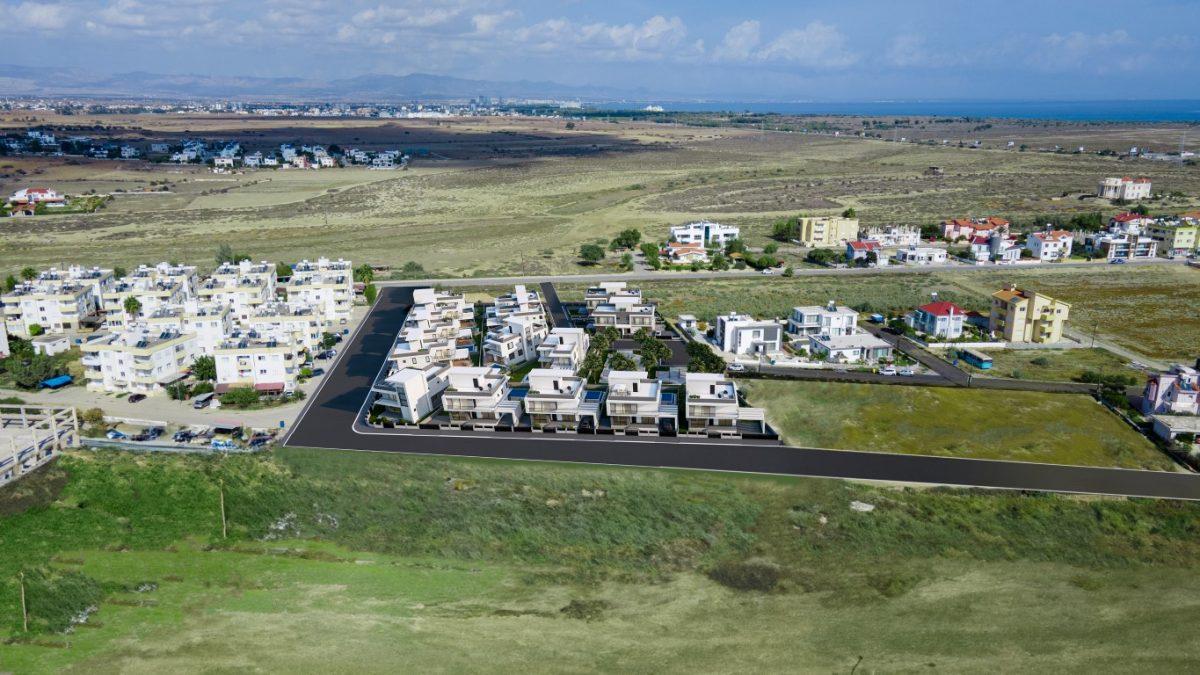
[284,258,354,325]
[1026,230,1074,262]
[605,370,677,433]
[81,328,196,394]
[669,221,740,247]
[2,281,98,335]
[788,302,859,337]
[484,313,548,366]
[141,302,234,355]
[371,362,450,423]
[214,331,302,394]
[860,225,920,247]
[1097,177,1151,201]
[591,292,656,336]
[442,365,520,427]
[894,247,949,265]
[715,313,783,356]
[488,284,544,324]
[197,274,274,322]
[523,368,600,430]
[584,282,642,311]
[537,327,590,371]
[684,373,765,437]
[246,303,324,353]
[127,262,200,297]
[101,278,187,330]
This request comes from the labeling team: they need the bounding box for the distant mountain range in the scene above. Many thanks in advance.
[0,64,644,102]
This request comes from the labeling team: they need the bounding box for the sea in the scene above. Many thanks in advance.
[590,100,1200,122]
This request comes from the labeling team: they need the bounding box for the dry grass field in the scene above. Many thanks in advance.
[2,114,1199,278]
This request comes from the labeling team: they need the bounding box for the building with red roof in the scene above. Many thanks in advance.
[906,299,966,339]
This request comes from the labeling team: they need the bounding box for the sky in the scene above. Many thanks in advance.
[1,0,1198,100]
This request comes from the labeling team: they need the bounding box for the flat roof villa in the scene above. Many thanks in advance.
[536,327,589,371]
[684,373,765,437]
[584,281,641,311]
[523,368,600,431]
[442,365,520,428]
[808,332,894,364]
[605,370,677,435]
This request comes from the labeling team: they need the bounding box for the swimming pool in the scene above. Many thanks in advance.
[584,390,604,401]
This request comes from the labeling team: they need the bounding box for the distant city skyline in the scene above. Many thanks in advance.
[1,0,1197,100]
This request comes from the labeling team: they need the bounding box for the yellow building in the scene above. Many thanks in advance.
[1144,222,1198,255]
[796,216,860,248]
[989,285,1071,344]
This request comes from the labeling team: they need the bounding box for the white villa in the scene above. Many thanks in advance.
[669,221,740,247]
[605,370,677,434]
[442,365,520,428]
[523,368,600,431]
[684,373,766,437]
[788,302,859,337]
[715,313,783,356]
[537,327,590,371]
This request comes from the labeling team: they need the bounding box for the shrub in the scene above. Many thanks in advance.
[20,567,105,634]
[190,382,214,396]
[27,324,44,337]
[708,557,783,592]
[219,387,261,408]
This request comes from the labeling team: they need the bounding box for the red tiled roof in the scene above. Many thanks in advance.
[917,301,965,317]
[970,235,990,245]
[1112,212,1142,222]
[848,240,880,251]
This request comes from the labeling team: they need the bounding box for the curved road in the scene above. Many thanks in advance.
[284,286,1200,501]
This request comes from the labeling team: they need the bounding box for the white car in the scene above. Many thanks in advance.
[898,368,915,376]
[879,365,897,376]
[727,363,746,372]
[761,268,773,275]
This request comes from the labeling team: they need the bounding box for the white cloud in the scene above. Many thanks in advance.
[3,2,71,30]
[471,11,516,36]
[714,20,761,61]
[756,21,858,67]
[1034,30,1134,70]
[510,15,688,60]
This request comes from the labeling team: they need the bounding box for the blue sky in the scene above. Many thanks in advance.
[2,0,1197,99]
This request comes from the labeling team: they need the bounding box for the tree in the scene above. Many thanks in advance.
[565,121,576,130]
[782,266,794,277]
[113,266,127,278]
[123,296,142,317]
[610,228,642,250]
[771,217,799,241]
[640,242,661,270]
[806,249,838,266]
[620,253,634,271]
[579,243,605,265]
[165,382,191,400]
[215,243,250,265]
[353,263,375,283]
[842,208,857,218]
[20,267,37,281]
[607,352,637,371]
[321,332,338,350]
[219,386,261,408]
[191,355,216,382]
[4,275,16,292]
[275,261,293,279]
[8,353,57,389]
[686,341,726,373]
[724,238,747,255]
[364,282,378,304]
[27,324,44,337]
[709,253,729,271]
[763,242,779,254]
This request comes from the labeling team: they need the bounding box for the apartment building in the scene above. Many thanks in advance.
[488,284,544,324]
[584,282,642,311]
[523,368,600,430]
[1084,232,1158,260]
[1097,177,1151,201]
[284,257,354,325]
[371,362,450,423]
[788,302,858,337]
[1141,364,1200,416]
[794,216,860,248]
[684,373,765,437]
[605,370,677,434]
[142,302,234,354]
[81,328,196,394]
[669,221,740,247]
[989,284,1070,344]
[1026,230,1074,261]
[715,312,783,356]
[894,247,948,265]
[906,301,966,339]
[2,280,99,335]
[537,327,590,371]
[860,225,919,247]
[484,313,548,366]
[127,262,200,296]
[101,278,187,330]
[590,289,657,336]
[246,303,323,353]
[1144,221,1198,256]
[1108,212,1152,235]
[442,365,520,427]
[214,331,302,394]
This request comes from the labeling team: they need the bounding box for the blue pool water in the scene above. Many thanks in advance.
[662,393,676,404]
[584,390,604,401]
[508,388,529,399]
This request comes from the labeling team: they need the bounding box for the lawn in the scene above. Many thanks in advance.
[1,448,1199,671]
[950,347,1132,382]
[740,380,1174,470]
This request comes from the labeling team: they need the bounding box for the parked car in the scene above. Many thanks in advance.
[315,351,331,360]
[192,392,214,409]
[879,365,898,376]
[1110,258,1127,265]
[311,368,325,377]
[127,393,147,403]
[105,429,127,440]
[726,363,746,372]
[173,430,195,443]
[248,433,273,448]
[211,439,238,451]
[898,368,915,377]
[761,268,773,275]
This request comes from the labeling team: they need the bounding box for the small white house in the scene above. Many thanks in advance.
[905,301,966,339]
[894,247,948,265]
[1026,230,1074,262]
[669,221,740,247]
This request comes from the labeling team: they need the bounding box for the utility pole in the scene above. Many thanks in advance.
[19,571,28,633]
[219,480,227,540]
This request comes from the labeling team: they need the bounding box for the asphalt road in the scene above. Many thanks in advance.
[286,286,1200,501]
[539,281,573,328]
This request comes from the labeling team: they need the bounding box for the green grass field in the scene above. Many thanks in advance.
[950,347,1132,382]
[740,380,1174,470]
[2,447,1200,672]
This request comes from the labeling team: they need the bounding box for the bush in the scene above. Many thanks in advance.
[27,324,44,337]
[20,567,105,634]
[219,387,261,408]
[708,557,783,592]
[190,382,214,396]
